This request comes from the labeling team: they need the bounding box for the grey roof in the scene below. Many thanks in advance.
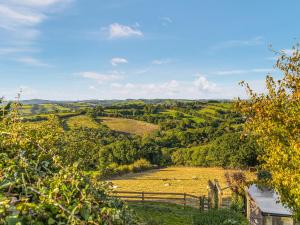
[247,184,292,216]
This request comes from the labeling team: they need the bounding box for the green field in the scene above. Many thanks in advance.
[130,202,200,225]
[99,116,160,136]
[130,202,249,225]
[66,115,100,129]
[161,109,205,123]
[20,103,71,115]
[197,103,231,119]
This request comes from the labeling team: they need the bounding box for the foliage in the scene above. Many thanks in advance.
[19,100,259,174]
[0,103,137,224]
[102,159,155,178]
[236,45,300,219]
[131,202,249,225]
[171,132,259,168]
[192,209,249,225]
[225,172,247,213]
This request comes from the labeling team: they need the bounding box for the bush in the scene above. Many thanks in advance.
[103,159,154,178]
[192,209,249,225]
[132,158,153,172]
[0,108,137,224]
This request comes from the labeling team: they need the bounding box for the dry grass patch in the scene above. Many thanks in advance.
[110,167,254,196]
[99,117,159,136]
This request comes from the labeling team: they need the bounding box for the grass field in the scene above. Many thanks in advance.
[130,202,249,225]
[110,167,254,196]
[99,117,159,136]
[130,202,200,225]
[197,103,232,120]
[20,103,71,115]
[66,115,100,129]
[161,110,205,123]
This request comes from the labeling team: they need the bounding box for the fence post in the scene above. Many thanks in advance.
[199,196,204,212]
[199,196,201,211]
[142,192,145,205]
[207,180,215,209]
[183,193,186,209]
[214,179,223,208]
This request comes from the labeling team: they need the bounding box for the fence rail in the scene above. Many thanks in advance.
[111,191,208,210]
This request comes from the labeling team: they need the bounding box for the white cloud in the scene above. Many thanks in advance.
[215,70,246,75]
[0,0,71,61]
[282,49,296,56]
[214,68,273,76]
[194,75,217,92]
[80,71,123,84]
[152,58,172,65]
[110,80,180,96]
[108,76,219,99]
[16,57,50,67]
[2,75,268,100]
[0,4,44,29]
[106,23,143,39]
[110,57,128,66]
[160,17,172,26]
[0,47,37,55]
[212,36,263,50]
[17,85,38,98]
[8,0,71,8]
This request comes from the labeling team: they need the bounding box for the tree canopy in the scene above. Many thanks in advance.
[0,103,136,224]
[237,45,300,219]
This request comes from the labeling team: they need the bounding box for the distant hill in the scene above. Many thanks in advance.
[20,99,56,105]
[20,99,232,106]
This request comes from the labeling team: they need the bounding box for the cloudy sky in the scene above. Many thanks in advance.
[0,0,299,100]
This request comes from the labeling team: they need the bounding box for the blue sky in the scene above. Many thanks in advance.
[0,0,299,100]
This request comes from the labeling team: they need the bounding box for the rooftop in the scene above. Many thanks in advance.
[247,184,292,216]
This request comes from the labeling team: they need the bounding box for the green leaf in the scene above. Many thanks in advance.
[5,216,20,225]
[48,217,56,225]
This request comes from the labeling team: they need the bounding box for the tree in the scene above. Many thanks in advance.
[0,103,136,224]
[0,98,11,118]
[237,45,300,219]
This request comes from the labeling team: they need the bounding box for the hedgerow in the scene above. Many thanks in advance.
[0,103,137,224]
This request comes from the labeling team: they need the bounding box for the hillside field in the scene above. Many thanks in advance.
[99,116,160,136]
[66,115,99,129]
[110,167,255,196]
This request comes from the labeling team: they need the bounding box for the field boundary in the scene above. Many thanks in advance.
[111,191,209,210]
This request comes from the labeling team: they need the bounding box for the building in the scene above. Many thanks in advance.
[246,184,294,225]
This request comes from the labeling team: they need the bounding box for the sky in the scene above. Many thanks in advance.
[0,0,299,100]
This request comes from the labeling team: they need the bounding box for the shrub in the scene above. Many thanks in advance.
[192,209,249,225]
[132,159,153,172]
[103,159,154,178]
[0,106,137,224]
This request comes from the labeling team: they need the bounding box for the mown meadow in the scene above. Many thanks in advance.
[110,167,255,196]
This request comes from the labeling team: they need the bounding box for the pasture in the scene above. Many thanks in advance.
[110,167,254,197]
[99,117,159,136]
[66,115,100,129]
[161,110,205,123]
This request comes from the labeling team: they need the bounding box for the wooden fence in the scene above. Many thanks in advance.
[111,191,209,211]
[207,179,231,209]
